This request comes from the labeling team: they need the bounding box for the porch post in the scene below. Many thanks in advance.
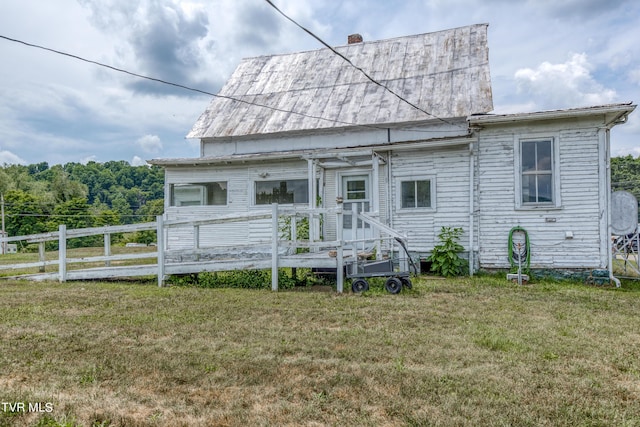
[307,159,317,246]
[372,153,381,259]
[372,152,380,215]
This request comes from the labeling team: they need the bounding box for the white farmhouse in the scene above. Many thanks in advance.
[150,24,635,280]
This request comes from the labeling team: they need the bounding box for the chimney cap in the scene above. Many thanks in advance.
[348,33,363,44]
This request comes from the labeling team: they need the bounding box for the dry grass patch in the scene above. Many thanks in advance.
[1,276,640,426]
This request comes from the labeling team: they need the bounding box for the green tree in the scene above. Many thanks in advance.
[47,198,97,248]
[3,190,49,237]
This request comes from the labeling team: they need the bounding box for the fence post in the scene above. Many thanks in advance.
[351,203,358,253]
[104,233,111,267]
[58,225,67,283]
[271,203,279,291]
[401,233,409,273]
[39,242,46,272]
[156,215,165,287]
[336,207,344,293]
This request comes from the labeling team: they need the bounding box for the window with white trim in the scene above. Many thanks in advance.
[401,180,432,208]
[516,137,560,208]
[255,179,309,205]
[397,177,435,211]
[169,182,227,206]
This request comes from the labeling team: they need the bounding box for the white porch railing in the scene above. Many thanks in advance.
[0,204,410,292]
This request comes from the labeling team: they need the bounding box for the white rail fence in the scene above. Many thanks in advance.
[0,204,409,292]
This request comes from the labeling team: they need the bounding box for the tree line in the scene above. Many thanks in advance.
[0,161,164,247]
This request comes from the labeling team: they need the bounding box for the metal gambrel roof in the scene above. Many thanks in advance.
[187,24,493,139]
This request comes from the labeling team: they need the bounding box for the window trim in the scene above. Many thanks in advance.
[514,134,561,210]
[395,175,436,213]
[168,181,228,208]
[253,177,310,206]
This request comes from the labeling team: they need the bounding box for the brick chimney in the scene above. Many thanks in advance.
[348,33,363,44]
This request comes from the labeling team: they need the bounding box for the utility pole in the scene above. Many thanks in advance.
[1,193,6,255]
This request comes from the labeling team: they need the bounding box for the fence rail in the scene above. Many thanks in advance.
[0,204,409,292]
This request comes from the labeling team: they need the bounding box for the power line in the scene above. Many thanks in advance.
[0,34,464,135]
[263,0,463,129]
[0,35,389,132]
[0,34,359,127]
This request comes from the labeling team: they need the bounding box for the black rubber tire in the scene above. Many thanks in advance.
[400,277,412,289]
[385,277,403,294]
[351,278,369,293]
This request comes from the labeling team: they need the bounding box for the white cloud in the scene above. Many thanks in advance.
[515,53,617,110]
[136,134,163,154]
[630,68,640,86]
[0,149,26,165]
[131,155,148,166]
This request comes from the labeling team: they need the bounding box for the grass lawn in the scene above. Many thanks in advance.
[1,275,640,426]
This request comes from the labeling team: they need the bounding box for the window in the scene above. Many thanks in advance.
[346,179,366,200]
[255,179,308,205]
[397,177,435,210]
[401,180,432,208]
[520,139,553,205]
[169,182,227,206]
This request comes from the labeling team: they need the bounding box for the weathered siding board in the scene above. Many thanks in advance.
[476,122,605,270]
[164,165,247,249]
[390,145,470,252]
[164,161,309,249]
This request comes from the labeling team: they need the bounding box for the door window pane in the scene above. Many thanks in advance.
[346,180,367,200]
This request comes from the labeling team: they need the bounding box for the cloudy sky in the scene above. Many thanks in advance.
[0,0,639,166]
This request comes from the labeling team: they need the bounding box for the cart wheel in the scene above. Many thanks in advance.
[351,278,369,293]
[400,277,412,289]
[385,277,403,294]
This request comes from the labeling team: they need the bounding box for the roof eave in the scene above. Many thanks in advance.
[468,103,636,127]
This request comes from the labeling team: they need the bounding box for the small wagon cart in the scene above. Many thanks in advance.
[347,239,418,294]
[347,258,412,294]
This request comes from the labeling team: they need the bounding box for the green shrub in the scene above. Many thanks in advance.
[168,269,312,290]
[427,227,468,277]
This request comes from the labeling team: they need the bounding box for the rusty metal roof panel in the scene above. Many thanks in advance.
[187,24,493,139]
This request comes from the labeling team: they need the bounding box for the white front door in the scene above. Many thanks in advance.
[341,174,373,243]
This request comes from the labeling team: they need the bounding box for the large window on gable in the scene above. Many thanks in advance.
[255,179,309,205]
[521,139,553,204]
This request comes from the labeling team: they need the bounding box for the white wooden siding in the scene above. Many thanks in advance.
[164,166,250,249]
[391,145,470,252]
[477,124,604,269]
[164,160,312,249]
